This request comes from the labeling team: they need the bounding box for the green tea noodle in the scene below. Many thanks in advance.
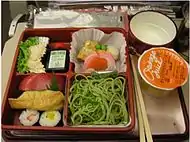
[69,74,129,125]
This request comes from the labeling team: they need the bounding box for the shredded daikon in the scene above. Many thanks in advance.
[27,37,49,73]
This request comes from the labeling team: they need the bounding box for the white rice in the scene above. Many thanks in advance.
[19,109,40,126]
[39,111,61,127]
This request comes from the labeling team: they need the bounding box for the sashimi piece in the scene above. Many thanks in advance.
[84,52,116,71]
[19,73,64,91]
[19,74,51,91]
[85,56,108,71]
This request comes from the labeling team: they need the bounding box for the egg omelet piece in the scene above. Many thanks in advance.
[8,90,64,111]
[77,40,98,61]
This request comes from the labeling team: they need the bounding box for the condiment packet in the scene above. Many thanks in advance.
[70,28,127,73]
[138,47,189,90]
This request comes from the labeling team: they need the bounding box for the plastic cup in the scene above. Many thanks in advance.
[138,47,189,97]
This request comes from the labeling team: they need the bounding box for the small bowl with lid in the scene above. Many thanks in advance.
[129,11,177,54]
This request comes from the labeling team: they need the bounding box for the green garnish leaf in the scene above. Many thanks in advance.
[17,37,39,73]
[47,73,59,91]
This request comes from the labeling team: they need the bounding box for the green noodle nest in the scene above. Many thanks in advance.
[69,74,129,125]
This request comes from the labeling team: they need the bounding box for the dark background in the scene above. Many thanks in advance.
[2,1,12,53]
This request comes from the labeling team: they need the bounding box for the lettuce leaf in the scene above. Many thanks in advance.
[17,37,39,73]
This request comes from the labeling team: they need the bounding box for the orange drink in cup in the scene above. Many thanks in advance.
[138,47,189,97]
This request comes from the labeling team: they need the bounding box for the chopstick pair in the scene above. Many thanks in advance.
[130,55,153,142]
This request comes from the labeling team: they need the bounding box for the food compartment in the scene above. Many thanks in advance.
[70,28,127,73]
[2,73,67,128]
[15,33,71,75]
[64,72,135,131]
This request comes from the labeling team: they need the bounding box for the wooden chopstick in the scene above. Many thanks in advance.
[130,55,153,142]
[135,84,145,142]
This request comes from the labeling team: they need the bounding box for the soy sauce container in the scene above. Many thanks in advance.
[46,49,70,73]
